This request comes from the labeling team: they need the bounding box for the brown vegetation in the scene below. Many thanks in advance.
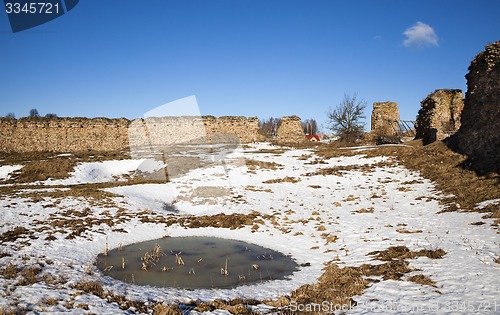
[18,265,42,285]
[408,274,437,287]
[270,245,447,314]
[314,141,500,216]
[165,212,271,230]
[245,158,283,171]
[367,246,446,261]
[2,263,18,279]
[304,160,394,177]
[263,176,300,184]
[0,226,32,243]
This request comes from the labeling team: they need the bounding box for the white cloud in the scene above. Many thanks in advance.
[403,21,438,48]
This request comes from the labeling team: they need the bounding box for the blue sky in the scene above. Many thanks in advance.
[0,0,498,132]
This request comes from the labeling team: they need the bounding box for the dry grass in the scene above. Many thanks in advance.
[153,304,181,315]
[135,210,271,231]
[354,207,374,214]
[321,233,337,244]
[190,299,260,315]
[9,177,167,204]
[43,297,59,306]
[166,211,271,230]
[1,150,130,183]
[245,158,283,171]
[304,160,395,177]
[297,154,312,160]
[0,227,32,243]
[396,228,423,234]
[0,306,28,315]
[0,252,10,259]
[12,158,76,183]
[360,259,413,281]
[39,272,68,286]
[395,141,499,213]
[0,149,129,164]
[72,279,183,314]
[287,264,368,311]
[368,246,446,261]
[2,263,18,279]
[408,274,436,287]
[305,158,327,165]
[2,140,495,312]
[247,148,286,155]
[315,140,499,214]
[31,207,132,240]
[244,186,272,193]
[18,265,42,285]
[308,185,321,189]
[273,245,444,312]
[263,176,300,184]
[271,255,427,314]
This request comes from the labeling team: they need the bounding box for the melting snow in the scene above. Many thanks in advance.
[0,143,499,314]
[0,165,22,180]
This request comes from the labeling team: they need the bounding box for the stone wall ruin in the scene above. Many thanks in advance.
[0,115,303,153]
[451,41,500,173]
[371,102,400,136]
[276,116,306,143]
[415,89,464,144]
[0,117,129,153]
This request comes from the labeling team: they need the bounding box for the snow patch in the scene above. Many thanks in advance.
[0,165,23,180]
[44,159,164,185]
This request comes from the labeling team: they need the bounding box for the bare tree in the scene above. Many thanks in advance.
[29,108,40,118]
[301,119,318,135]
[326,93,366,142]
[5,113,15,119]
[259,117,282,138]
[44,113,58,119]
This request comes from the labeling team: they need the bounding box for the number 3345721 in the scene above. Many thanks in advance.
[5,2,60,14]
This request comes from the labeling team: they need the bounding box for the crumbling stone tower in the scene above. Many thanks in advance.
[415,89,464,144]
[371,102,400,136]
[452,41,500,173]
[276,116,305,143]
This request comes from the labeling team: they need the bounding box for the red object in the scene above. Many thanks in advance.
[306,135,320,141]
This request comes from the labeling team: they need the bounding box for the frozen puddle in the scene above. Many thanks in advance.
[96,236,299,289]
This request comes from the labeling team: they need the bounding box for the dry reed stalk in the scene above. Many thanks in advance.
[221,259,229,276]
[175,253,184,265]
[104,237,108,256]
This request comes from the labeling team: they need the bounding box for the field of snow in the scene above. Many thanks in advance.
[0,143,499,314]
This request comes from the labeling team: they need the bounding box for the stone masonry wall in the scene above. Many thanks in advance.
[415,89,464,144]
[0,115,287,153]
[451,41,500,173]
[0,118,129,153]
[276,116,305,143]
[371,102,400,136]
[128,116,263,152]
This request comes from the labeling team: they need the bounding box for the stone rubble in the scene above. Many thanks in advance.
[415,89,464,144]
